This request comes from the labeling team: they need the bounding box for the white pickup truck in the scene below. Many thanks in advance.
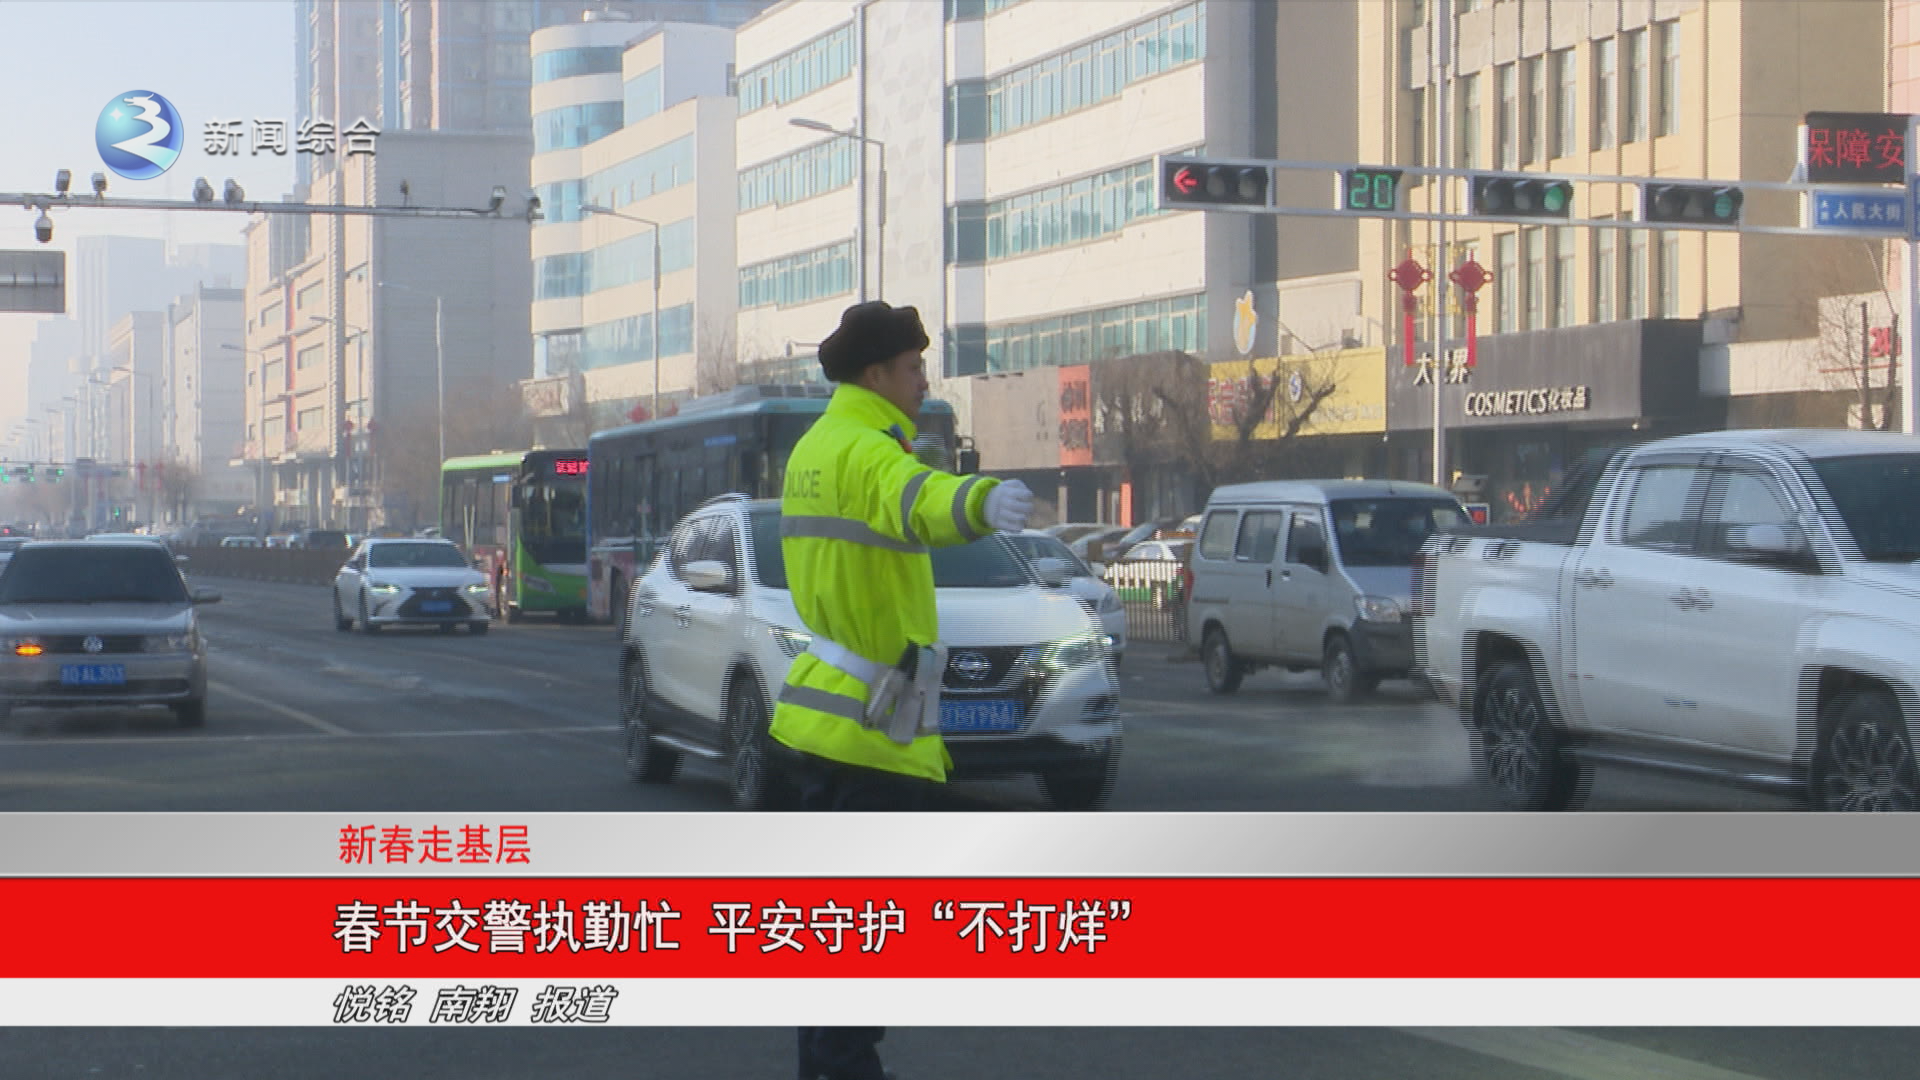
[1413,429,1920,812]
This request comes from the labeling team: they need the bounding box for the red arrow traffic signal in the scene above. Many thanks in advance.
[1159,158,1270,209]
[1172,166,1199,195]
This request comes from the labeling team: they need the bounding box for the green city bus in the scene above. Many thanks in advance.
[440,448,589,622]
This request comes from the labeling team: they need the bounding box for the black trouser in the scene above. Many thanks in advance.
[787,750,935,1079]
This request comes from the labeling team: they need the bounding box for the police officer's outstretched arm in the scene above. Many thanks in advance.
[860,441,1007,549]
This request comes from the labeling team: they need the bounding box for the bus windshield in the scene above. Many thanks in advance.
[523,475,587,565]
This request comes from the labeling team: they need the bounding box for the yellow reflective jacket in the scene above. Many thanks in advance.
[771,383,1002,781]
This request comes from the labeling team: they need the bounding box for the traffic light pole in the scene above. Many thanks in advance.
[1429,6,1452,488]
[1908,115,1920,435]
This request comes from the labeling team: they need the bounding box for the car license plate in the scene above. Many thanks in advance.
[60,664,126,687]
[940,698,1022,734]
[421,600,452,614]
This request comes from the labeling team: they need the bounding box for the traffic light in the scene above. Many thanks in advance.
[1160,158,1272,209]
[1342,168,1405,213]
[1470,175,1574,219]
[1641,183,1742,225]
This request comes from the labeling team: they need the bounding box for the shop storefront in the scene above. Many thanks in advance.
[1386,320,1713,522]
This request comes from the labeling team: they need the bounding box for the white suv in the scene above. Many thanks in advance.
[618,495,1123,810]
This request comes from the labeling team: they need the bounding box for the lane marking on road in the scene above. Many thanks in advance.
[1398,1028,1779,1080]
[0,724,615,748]
[210,680,354,736]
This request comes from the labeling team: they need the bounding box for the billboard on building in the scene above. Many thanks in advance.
[1207,347,1387,439]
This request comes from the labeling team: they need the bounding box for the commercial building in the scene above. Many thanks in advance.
[1352,0,1885,516]
[104,312,167,525]
[242,131,535,532]
[528,15,741,437]
[166,287,250,521]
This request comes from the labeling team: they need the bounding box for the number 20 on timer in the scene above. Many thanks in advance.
[1343,168,1403,212]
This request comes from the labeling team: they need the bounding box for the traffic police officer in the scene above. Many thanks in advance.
[777,301,1033,1080]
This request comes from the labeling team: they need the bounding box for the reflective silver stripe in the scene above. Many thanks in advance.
[777,681,869,724]
[781,515,929,554]
[898,470,931,546]
[952,474,986,541]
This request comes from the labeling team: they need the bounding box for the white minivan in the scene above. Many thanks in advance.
[1185,480,1467,703]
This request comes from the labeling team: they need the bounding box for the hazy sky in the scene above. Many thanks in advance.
[0,0,299,442]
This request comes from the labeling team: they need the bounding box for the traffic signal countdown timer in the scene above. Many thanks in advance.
[1470,175,1574,218]
[1342,169,1404,212]
[1160,158,1272,208]
[1642,183,1743,225]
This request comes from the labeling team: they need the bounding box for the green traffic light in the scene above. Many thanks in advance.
[1713,191,1737,220]
[1541,183,1570,214]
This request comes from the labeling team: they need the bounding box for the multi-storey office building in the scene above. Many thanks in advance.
[1353,0,1885,515]
[530,16,741,431]
[166,287,250,521]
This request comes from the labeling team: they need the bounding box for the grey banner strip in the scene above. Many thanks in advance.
[2,813,1917,876]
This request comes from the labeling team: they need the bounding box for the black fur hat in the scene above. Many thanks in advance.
[819,301,929,382]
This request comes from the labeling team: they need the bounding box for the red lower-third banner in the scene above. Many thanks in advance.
[8,877,1920,979]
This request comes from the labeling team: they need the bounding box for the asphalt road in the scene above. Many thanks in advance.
[4,1027,1915,1080]
[0,576,1797,812]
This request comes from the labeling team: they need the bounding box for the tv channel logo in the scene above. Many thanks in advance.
[96,90,185,181]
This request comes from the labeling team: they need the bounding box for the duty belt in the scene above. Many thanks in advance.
[777,633,946,745]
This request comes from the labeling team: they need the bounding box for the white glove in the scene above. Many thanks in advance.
[982,479,1035,533]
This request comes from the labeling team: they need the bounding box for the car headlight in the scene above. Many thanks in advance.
[6,637,44,657]
[1039,631,1105,674]
[463,582,491,595]
[367,582,401,594]
[1097,590,1123,615]
[769,625,812,659]
[1355,595,1403,623]
[145,632,195,652]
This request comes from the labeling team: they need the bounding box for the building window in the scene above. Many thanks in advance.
[737,241,857,310]
[587,135,695,208]
[532,45,623,83]
[296,343,325,371]
[736,24,854,115]
[1624,28,1647,143]
[1496,64,1518,169]
[579,302,699,369]
[1626,228,1648,319]
[968,157,1167,263]
[297,407,324,431]
[1456,73,1478,167]
[1657,20,1681,137]
[1659,231,1681,317]
[1554,226,1575,327]
[1523,56,1543,164]
[536,252,586,300]
[260,300,283,330]
[1593,37,1616,150]
[1594,226,1616,323]
[1553,48,1576,159]
[1495,233,1517,334]
[295,282,324,311]
[738,138,857,212]
[533,101,622,152]
[624,65,664,125]
[966,292,1205,376]
[263,359,285,389]
[535,179,586,223]
[946,79,989,143]
[1524,227,1545,331]
[982,2,1204,139]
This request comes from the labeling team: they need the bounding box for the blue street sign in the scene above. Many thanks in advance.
[1809,188,1907,233]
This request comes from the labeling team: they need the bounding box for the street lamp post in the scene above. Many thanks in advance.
[790,118,887,301]
[580,204,662,420]
[308,314,372,523]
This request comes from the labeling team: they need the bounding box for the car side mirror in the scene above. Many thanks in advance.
[1033,557,1073,588]
[1728,523,1814,568]
[683,559,732,593]
[191,589,222,605]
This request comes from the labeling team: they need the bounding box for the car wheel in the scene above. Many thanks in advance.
[174,696,206,728]
[1323,633,1370,705]
[469,620,489,636]
[506,604,523,624]
[612,574,628,637]
[726,674,792,811]
[1809,689,1920,811]
[1038,742,1121,811]
[332,593,352,632]
[1473,659,1588,811]
[1201,626,1243,695]
[358,593,380,634]
[620,648,679,784]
